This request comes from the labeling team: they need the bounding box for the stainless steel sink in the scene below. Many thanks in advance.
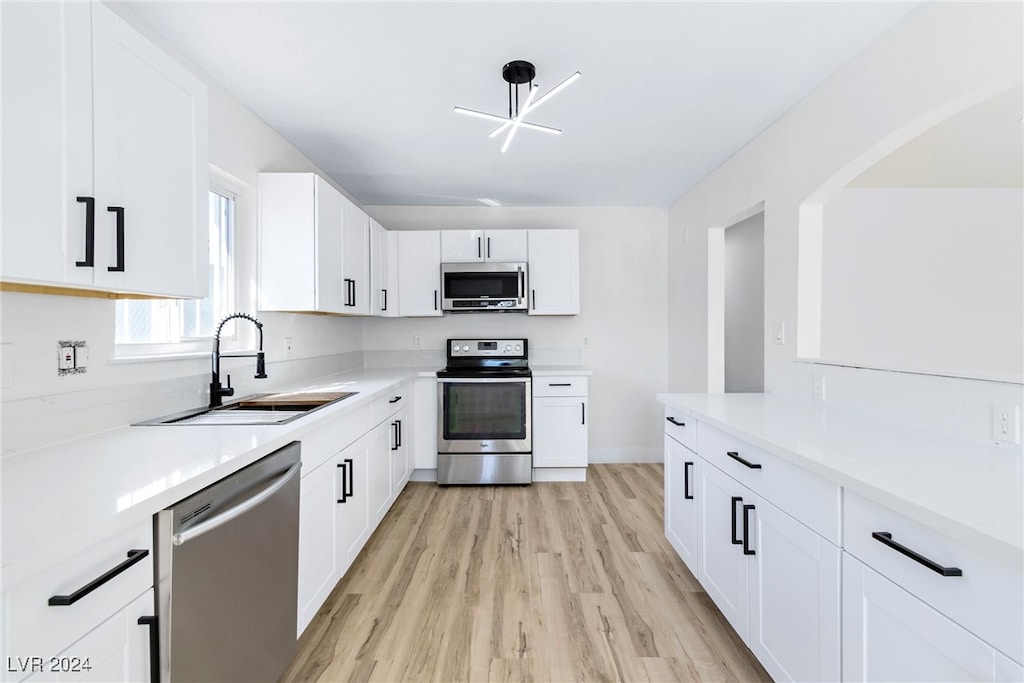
[134,391,358,426]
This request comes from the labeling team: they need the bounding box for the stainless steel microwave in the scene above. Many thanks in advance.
[440,262,528,312]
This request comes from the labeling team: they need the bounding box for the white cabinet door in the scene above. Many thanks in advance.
[1,2,93,289]
[33,590,155,683]
[90,3,207,297]
[258,173,345,313]
[296,458,340,636]
[527,229,579,315]
[749,499,840,683]
[337,433,372,573]
[369,421,392,525]
[664,437,699,568]
[370,220,398,317]
[390,407,411,494]
[440,230,484,262]
[1,2,207,298]
[341,196,370,314]
[484,231,528,261]
[397,231,442,316]
[532,396,588,468]
[698,460,753,641]
[842,553,1020,682]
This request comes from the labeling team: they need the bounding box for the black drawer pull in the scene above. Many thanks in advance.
[726,451,762,469]
[731,496,743,545]
[549,383,572,387]
[106,206,125,272]
[666,416,686,427]
[872,532,962,577]
[742,504,756,555]
[48,549,149,606]
[683,461,693,500]
[137,615,160,683]
[389,396,402,403]
[75,196,95,267]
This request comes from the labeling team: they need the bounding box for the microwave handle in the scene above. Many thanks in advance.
[517,268,524,302]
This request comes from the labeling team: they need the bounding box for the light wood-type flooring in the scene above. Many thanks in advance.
[282,463,770,682]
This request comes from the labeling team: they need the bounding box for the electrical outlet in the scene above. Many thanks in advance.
[992,403,1021,445]
[583,336,590,347]
[74,345,88,369]
[284,337,293,358]
[58,344,75,371]
[813,375,826,402]
[773,322,785,345]
[413,335,423,349]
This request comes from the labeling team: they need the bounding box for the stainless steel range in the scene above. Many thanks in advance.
[437,338,532,485]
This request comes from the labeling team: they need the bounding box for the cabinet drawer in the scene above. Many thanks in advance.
[844,490,1023,664]
[371,387,408,425]
[698,423,840,544]
[533,376,588,397]
[663,408,696,453]
[299,405,372,471]
[3,519,153,667]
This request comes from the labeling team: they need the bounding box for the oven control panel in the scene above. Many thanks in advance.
[448,339,527,358]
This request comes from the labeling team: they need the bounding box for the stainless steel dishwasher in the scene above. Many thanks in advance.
[155,442,301,683]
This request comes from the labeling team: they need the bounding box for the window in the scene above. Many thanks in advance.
[115,189,236,348]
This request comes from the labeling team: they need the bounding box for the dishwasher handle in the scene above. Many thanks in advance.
[172,462,301,546]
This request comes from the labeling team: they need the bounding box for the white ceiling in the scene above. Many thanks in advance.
[123,1,918,207]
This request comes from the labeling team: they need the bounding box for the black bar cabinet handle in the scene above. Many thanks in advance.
[350,279,357,306]
[48,549,149,606]
[531,288,536,310]
[487,237,491,259]
[336,461,348,503]
[742,504,756,555]
[391,421,399,451]
[666,416,686,427]
[137,615,160,683]
[75,196,95,267]
[477,236,482,258]
[345,457,354,498]
[581,402,586,425]
[106,206,125,272]
[684,461,694,500]
[382,288,387,311]
[727,451,762,469]
[434,289,438,311]
[389,396,402,403]
[730,496,743,545]
[549,382,572,387]
[396,419,402,448]
[872,531,963,576]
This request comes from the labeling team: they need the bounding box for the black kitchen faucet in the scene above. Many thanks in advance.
[210,313,267,408]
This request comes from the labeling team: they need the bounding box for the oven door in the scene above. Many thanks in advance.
[437,376,532,453]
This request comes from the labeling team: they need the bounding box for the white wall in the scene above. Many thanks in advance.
[666,2,1024,443]
[364,206,669,463]
[0,6,365,455]
[820,188,1023,382]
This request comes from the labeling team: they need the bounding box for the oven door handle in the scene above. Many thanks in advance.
[437,377,530,384]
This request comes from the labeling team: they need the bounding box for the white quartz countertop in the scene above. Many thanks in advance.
[1,367,432,584]
[657,393,1024,563]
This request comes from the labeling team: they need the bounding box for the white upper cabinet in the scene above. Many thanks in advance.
[1,2,208,297]
[340,196,370,315]
[440,230,528,262]
[527,229,579,315]
[370,219,398,317]
[397,231,442,316]
[258,173,346,313]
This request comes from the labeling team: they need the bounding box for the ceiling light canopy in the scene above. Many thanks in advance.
[454,60,581,153]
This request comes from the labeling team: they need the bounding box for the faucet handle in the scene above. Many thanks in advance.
[223,374,235,397]
[255,352,267,379]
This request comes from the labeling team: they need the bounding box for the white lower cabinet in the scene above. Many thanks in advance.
[532,376,588,475]
[749,499,840,682]
[664,435,699,568]
[337,433,372,571]
[389,407,411,496]
[698,460,754,641]
[297,457,342,635]
[843,553,1022,682]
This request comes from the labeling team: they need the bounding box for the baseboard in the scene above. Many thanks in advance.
[587,447,663,464]
[532,467,587,482]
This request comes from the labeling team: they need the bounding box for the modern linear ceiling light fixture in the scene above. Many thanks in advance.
[454,60,581,153]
